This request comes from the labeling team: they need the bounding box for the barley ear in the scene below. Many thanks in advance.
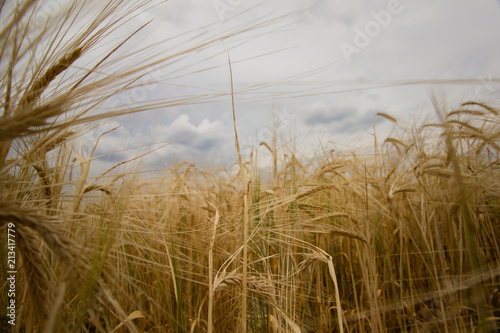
[0,202,82,265]
[18,48,82,108]
[17,225,52,326]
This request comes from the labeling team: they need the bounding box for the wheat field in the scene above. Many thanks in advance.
[1,1,499,332]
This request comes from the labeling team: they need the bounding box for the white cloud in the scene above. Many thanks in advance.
[159,114,221,148]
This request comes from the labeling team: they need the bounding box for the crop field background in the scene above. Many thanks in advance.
[0,1,499,332]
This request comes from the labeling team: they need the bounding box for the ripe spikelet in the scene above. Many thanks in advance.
[447,109,485,118]
[375,112,397,123]
[19,48,82,108]
[423,123,445,129]
[259,141,273,153]
[213,271,273,297]
[422,162,447,170]
[461,101,499,116]
[384,137,408,151]
[297,251,330,267]
[301,215,367,242]
[392,188,416,195]
[329,227,367,243]
[423,168,452,178]
[296,185,339,201]
[83,184,114,197]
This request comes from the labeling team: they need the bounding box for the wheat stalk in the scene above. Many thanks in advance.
[228,54,251,332]
[207,205,220,333]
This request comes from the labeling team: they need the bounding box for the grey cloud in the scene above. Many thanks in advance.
[83,0,500,169]
[304,105,358,127]
[303,103,388,135]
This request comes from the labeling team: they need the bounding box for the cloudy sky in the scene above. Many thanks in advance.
[83,0,500,173]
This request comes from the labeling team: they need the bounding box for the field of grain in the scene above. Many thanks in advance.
[1,1,499,332]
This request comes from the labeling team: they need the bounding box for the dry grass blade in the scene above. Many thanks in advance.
[42,281,67,333]
[111,310,146,333]
[327,257,345,333]
[98,281,141,333]
[273,308,302,333]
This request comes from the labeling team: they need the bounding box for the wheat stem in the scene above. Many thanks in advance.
[228,54,250,332]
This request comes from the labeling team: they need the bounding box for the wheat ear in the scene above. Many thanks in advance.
[0,202,80,264]
[213,271,274,297]
[207,207,220,333]
[19,48,82,108]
